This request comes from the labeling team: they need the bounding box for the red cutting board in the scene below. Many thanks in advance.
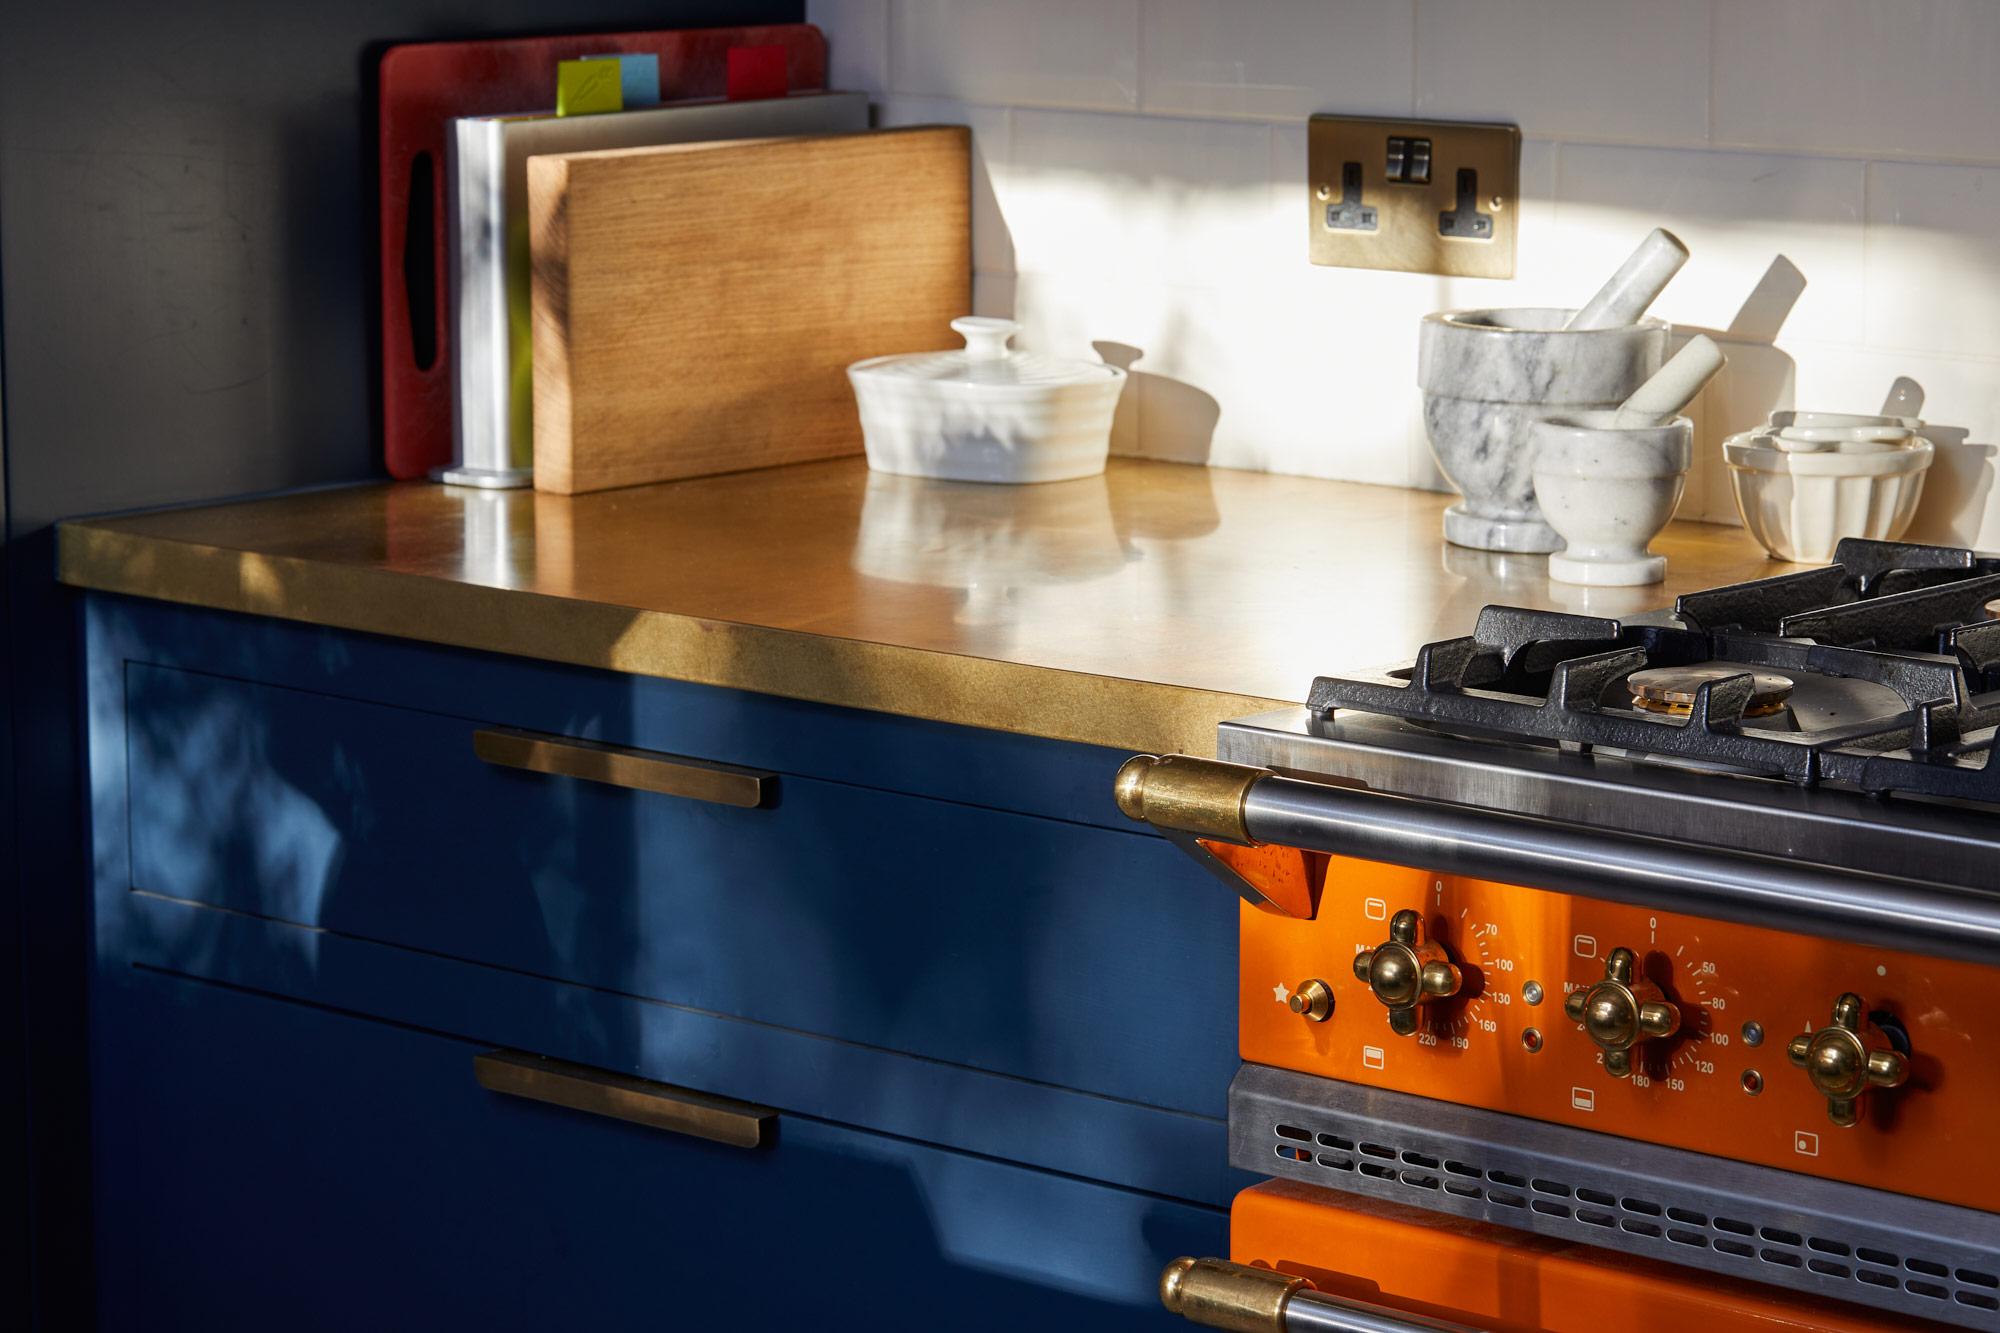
[378,25,829,479]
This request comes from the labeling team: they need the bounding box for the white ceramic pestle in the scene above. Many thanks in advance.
[1610,335,1726,428]
[1564,229,1690,332]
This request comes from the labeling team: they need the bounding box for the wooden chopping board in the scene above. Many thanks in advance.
[528,125,971,495]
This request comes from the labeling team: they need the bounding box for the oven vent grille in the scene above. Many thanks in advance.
[1238,1065,2000,1330]
[1274,1127,1998,1315]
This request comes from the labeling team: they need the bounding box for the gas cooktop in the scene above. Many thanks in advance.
[1308,537,2000,803]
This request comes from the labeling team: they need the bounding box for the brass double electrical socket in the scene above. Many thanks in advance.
[1307,114,1520,279]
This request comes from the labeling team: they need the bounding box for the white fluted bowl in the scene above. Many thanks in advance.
[1724,433,1933,563]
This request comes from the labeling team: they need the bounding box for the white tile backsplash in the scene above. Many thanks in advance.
[806,0,2000,547]
[814,0,889,94]
[1866,160,2000,359]
[877,97,1016,273]
[1714,0,2000,161]
[887,0,1140,110]
[1004,110,1274,286]
[1139,0,1413,121]
[1554,145,1866,341]
[1415,0,1709,146]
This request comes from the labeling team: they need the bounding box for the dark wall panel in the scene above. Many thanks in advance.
[0,2,804,1326]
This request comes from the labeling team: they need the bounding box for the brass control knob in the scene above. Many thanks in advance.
[1288,978,1334,1023]
[1352,909,1461,1037]
[1787,993,1909,1128]
[1563,947,1679,1079]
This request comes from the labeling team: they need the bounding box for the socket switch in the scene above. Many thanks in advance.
[1308,115,1519,278]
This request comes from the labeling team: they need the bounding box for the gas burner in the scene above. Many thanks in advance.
[1629,665,1793,718]
[1308,537,2000,801]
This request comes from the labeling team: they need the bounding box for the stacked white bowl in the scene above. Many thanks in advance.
[1724,411,1933,563]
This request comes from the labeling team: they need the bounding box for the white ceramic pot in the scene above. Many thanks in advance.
[849,317,1126,485]
[1418,308,1668,553]
[1531,410,1692,586]
[1724,433,1934,563]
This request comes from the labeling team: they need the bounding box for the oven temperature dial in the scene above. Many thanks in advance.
[1788,993,1909,1127]
[1565,947,1679,1078]
[1353,909,1462,1037]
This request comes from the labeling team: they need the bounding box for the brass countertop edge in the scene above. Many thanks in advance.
[56,522,1286,757]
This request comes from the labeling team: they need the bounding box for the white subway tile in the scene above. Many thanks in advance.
[1415,0,1707,145]
[972,271,1017,319]
[1139,0,1413,120]
[1002,110,1274,287]
[1675,332,1800,525]
[1866,160,2000,360]
[877,98,1015,273]
[809,0,890,94]
[1553,144,1865,343]
[1714,0,2000,161]
[888,0,1139,109]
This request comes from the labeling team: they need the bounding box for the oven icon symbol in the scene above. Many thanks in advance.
[1364,898,1388,921]
[1796,1131,1820,1157]
[1362,1046,1386,1070]
[1570,1087,1595,1112]
[1573,934,1599,958]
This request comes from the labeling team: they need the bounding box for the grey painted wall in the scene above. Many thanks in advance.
[0,2,802,1324]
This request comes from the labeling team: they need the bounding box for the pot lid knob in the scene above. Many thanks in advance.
[951,316,1019,361]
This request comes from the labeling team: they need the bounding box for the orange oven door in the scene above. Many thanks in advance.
[1219,1180,1949,1333]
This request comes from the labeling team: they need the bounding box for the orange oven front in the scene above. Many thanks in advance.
[1152,842,1995,1333]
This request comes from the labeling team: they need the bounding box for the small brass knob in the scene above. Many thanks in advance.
[1563,947,1679,1078]
[1787,993,1909,1128]
[1288,978,1334,1023]
[1352,910,1461,1037]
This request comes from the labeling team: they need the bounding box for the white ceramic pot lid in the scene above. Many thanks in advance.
[850,318,1122,389]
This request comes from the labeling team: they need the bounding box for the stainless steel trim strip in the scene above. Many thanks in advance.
[473,726,772,807]
[1238,772,2000,966]
[473,1049,776,1147]
[1284,1292,1485,1333]
[1218,708,2000,894]
[1231,1062,2000,1329]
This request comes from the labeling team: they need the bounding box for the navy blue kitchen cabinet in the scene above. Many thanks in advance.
[83,593,1246,1326]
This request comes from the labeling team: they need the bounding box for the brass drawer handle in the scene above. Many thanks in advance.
[474,1050,776,1148]
[473,726,772,808]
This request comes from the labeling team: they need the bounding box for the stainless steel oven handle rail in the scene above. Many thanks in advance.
[1161,1258,1486,1333]
[1115,754,2000,967]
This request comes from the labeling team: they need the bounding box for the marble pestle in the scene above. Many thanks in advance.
[1610,335,1727,427]
[1564,229,1689,332]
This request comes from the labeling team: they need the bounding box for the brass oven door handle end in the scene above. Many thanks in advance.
[474,1050,777,1148]
[1162,1258,1488,1333]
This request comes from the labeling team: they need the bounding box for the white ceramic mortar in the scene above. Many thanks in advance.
[1531,410,1693,586]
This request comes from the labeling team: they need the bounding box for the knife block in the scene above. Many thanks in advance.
[528,125,971,495]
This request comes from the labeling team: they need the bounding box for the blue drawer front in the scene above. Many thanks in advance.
[121,659,1232,1118]
[87,594,1253,1205]
[93,968,1226,1330]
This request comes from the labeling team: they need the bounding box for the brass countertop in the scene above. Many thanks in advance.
[58,458,1802,755]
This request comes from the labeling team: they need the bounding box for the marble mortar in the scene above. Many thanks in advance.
[1531,410,1693,587]
[1418,308,1668,552]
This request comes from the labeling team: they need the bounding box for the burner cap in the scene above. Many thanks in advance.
[1628,665,1795,718]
